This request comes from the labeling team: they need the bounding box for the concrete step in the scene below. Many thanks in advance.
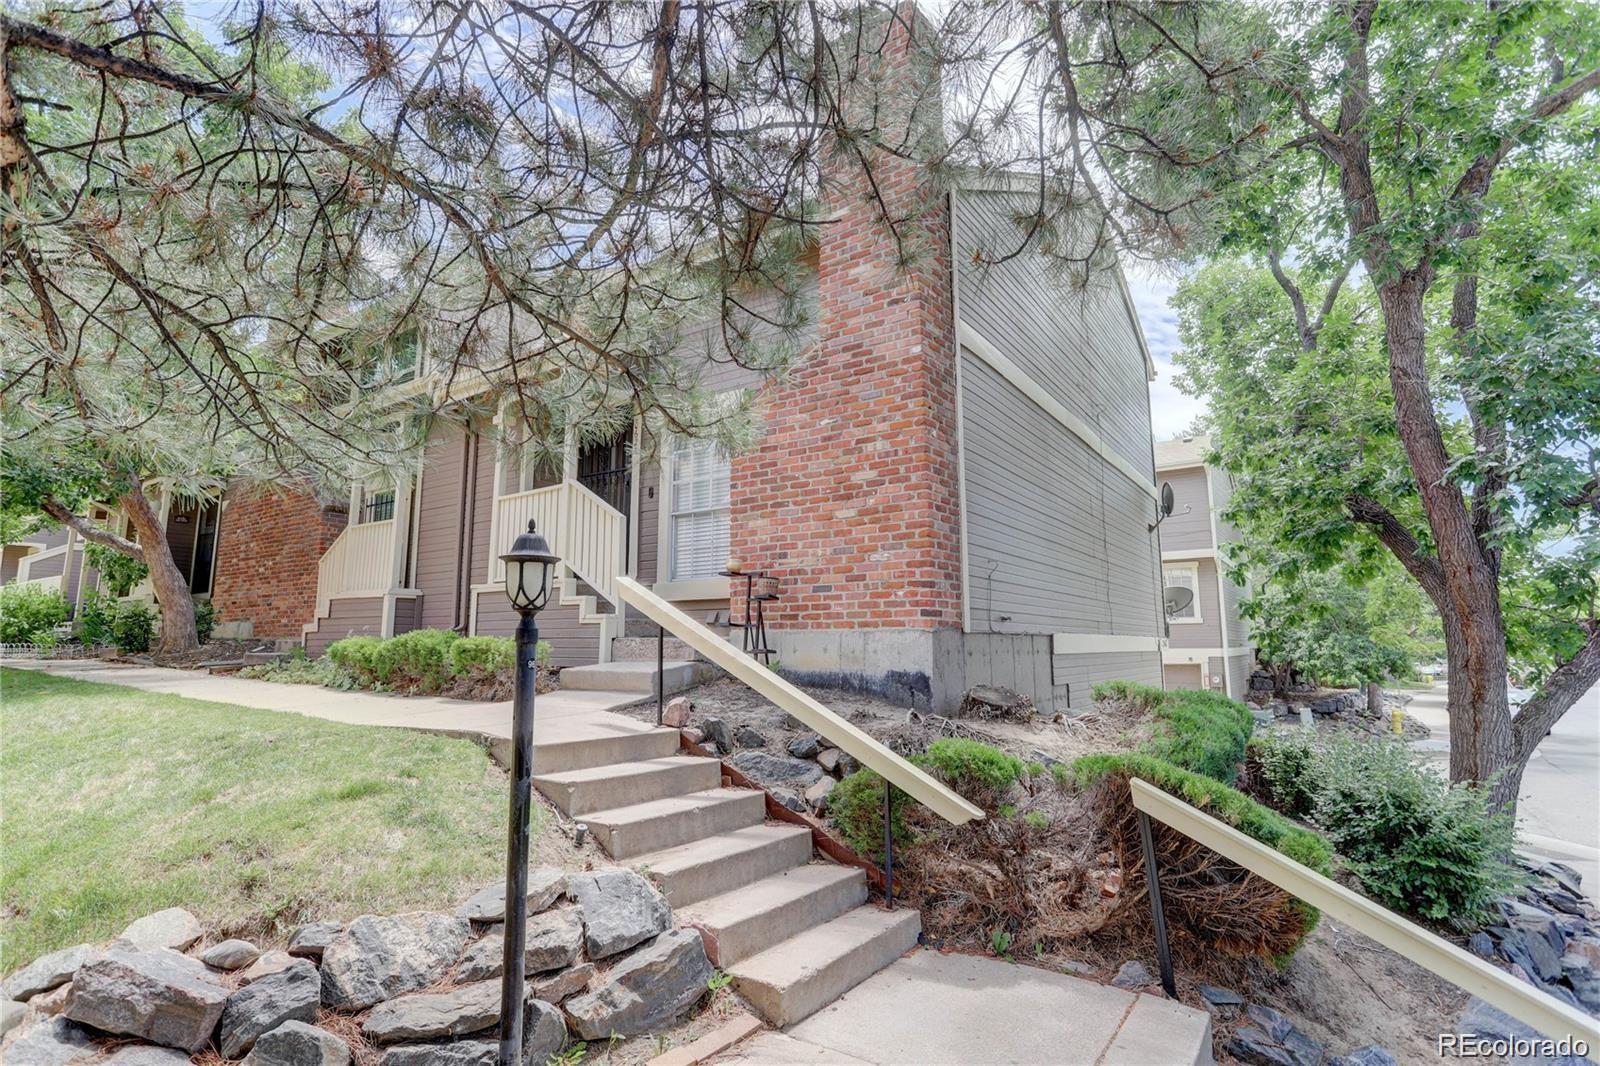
[534,756,720,816]
[677,865,868,967]
[611,636,704,662]
[632,825,815,908]
[727,906,922,1027]
[559,660,715,695]
[579,788,765,859]
[529,722,681,775]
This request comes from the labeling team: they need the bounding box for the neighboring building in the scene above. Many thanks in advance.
[299,172,1169,714]
[1154,435,1255,698]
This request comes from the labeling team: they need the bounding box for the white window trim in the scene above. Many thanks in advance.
[1164,562,1203,624]
[655,433,731,600]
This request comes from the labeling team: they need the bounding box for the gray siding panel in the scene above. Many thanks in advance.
[306,596,385,656]
[1157,467,1211,551]
[415,424,470,631]
[1164,662,1203,690]
[960,352,1161,638]
[638,454,660,585]
[954,190,1154,474]
[1052,650,1164,711]
[1166,557,1223,650]
[472,593,595,668]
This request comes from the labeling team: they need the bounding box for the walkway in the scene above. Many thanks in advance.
[3,659,648,762]
[714,950,1213,1065]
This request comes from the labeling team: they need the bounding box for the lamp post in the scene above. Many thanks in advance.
[497,520,558,1066]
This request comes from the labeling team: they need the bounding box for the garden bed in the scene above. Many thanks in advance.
[239,630,558,700]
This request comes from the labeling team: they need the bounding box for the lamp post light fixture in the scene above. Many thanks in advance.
[496,520,559,1066]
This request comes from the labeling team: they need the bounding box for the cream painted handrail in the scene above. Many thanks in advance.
[490,486,563,585]
[616,576,984,825]
[562,479,626,604]
[1129,777,1600,1048]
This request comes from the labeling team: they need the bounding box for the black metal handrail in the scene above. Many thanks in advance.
[577,467,630,514]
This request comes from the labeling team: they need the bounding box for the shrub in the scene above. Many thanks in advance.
[75,589,117,646]
[240,649,357,690]
[0,584,71,644]
[84,543,148,597]
[1075,752,1330,961]
[912,738,1026,810]
[1091,679,1166,714]
[193,599,216,644]
[373,628,460,691]
[109,601,157,653]
[1146,689,1254,784]
[450,636,515,676]
[326,636,386,686]
[829,769,915,864]
[1248,732,1323,819]
[1309,736,1516,922]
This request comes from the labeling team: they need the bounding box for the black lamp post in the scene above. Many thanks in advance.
[497,520,558,1066]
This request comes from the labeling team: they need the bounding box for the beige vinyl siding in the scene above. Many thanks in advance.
[24,551,65,580]
[1157,466,1211,551]
[414,424,471,631]
[472,595,595,668]
[637,456,660,585]
[392,596,421,635]
[306,596,385,656]
[960,352,1161,638]
[954,189,1154,475]
[1164,662,1203,691]
[1166,558,1223,650]
[1225,651,1253,699]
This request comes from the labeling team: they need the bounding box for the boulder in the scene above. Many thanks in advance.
[1467,932,1494,958]
[379,999,565,1066]
[1198,984,1243,1009]
[3,943,103,1001]
[1497,926,1563,983]
[1539,861,1585,898]
[242,1019,353,1066]
[787,734,822,760]
[804,776,836,812]
[63,949,229,1052]
[770,788,806,814]
[456,869,566,923]
[362,979,500,1044]
[564,929,712,1040]
[700,717,734,752]
[115,908,204,953]
[1,998,24,1038]
[30,981,73,1016]
[663,696,693,728]
[1,1016,98,1065]
[202,938,262,971]
[320,912,471,1010]
[523,998,567,1062]
[729,750,823,790]
[288,922,342,959]
[1224,1029,1296,1066]
[456,908,585,981]
[1110,960,1152,990]
[101,1047,194,1065]
[566,869,671,959]
[219,959,322,1057]
[240,950,299,986]
[533,963,595,1004]
[816,748,845,774]
[734,725,768,748]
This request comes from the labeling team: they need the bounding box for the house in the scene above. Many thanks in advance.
[1154,435,1255,697]
[295,171,1169,714]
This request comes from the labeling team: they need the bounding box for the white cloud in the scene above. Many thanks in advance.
[1126,267,1207,440]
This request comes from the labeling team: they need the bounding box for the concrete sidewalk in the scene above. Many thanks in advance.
[3,659,648,757]
[715,950,1213,1066]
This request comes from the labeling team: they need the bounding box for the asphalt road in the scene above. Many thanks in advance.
[1405,678,1600,899]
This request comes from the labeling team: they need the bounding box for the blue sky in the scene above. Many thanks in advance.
[1126,270,1208,441]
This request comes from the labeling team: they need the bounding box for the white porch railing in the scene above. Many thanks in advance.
[314,519,396,615]
[491,480,626,606]
[13,574,64,593]
[15,543,69,589]
[490,485,565,587]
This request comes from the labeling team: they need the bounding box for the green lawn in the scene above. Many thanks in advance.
[0,668,544,971]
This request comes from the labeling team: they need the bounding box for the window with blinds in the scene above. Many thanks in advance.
[1163,563,1201,621]
[670,437,730,582]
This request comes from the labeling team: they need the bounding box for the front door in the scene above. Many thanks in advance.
[577,433,631,516]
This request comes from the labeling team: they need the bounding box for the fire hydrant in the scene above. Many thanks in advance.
[1390,706,1405,735]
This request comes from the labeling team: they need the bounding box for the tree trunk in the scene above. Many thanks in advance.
[119,487,198,656]
[1365,681,1381,715]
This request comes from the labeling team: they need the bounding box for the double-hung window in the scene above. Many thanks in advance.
[1163,563,1201,622]
[669,438,730,582]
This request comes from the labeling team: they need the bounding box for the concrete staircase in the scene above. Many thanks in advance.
[558,659,718,696]
[533,733,919,1027]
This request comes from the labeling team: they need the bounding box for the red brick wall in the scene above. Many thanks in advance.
[727,12,962,632]
[212,485,347,639]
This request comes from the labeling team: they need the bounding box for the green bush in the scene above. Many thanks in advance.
[326,636,386,686]
[373,629,460,691]
[84,543,148,598]
[0,584,71,644]
[74,589,117,646]
[1091,679,1167,713]
[240,649,357,690]
[450,636,515,676]
[1146,689,1254,784]
[830,769,915,864]
[109,601,157,653]
[1248,732,1322,819]
[912,738,1026,809]
[193,599,216,644]
[1308,736,1516,922]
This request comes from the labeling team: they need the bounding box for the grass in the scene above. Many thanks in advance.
[0,668,541,971]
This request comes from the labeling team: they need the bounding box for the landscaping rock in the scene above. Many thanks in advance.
[816,748,843,774]
[1225,1028,1297,1066]
[1247,1004,1293,1041]
[1,997,24,1037]
[320,912,471,1010]
[564,929,712,1040]
[102,1047,194,1065]
[1498,926,1563,983]
[1500,898,1567,956]
[379,1000,564,1066]
[1110,960,1152,990]
[1467,932,1495,958]
[115,908,204,953]
[771,787,807,814]
[1330,1048,1397,1066]
[242,1019,353,1066]
[804,776,836,812]
[701,717,734,752]
[203,938,262,970]
[664,696,693,728]
[681,726,704,745]
[1,1016,98,1065]
[729,750,823,790]
[534,962,594,1003]
[219,959,322,1057]
[566,869,671,959]
[455,908,584,982]
[456,868,566,923]
[241,950,299,985]
[734,725,768,748]
[30,981,73,1015]
[288,921,342,959]
[701,741,722,757]
[363,978,500,1044]
[2,943,102,1001]
[1540,861,1585,898]
[523,998,567,1062]
[787,734,823,759]
[64,949,228,1052]
[1198,984,1243,1009]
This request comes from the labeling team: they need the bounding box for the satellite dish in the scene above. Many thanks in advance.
[1163,586,1194,617]
[1160,482,1176,518]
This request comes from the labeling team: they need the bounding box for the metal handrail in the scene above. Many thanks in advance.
[615,575,984,827]
[1129,777,1600,1047]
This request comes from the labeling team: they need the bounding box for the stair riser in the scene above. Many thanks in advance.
[559,662,713,694]
[585,792,766,859]
[732,910,922,1027]
[507,729,681,775]
[643,831,815,908]
[696,874,868,967]
[536,760,721,817]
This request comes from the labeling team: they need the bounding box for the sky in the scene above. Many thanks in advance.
[1125,269,1208,442]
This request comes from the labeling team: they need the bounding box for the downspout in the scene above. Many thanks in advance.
[452,426,475,632]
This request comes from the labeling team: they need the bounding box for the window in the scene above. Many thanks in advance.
[669,438,730,582]
[359,489,396,523]
[1164,563,1201,622]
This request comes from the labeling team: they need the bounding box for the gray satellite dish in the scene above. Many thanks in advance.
[1163,585,1194,617]
[1160,481,1176,517]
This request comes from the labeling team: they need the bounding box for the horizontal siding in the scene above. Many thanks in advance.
[393,596,421,634]
[25,551,66,580]
[306,596,385,656]
[1157,466,1211,551]
[1164,662,1203,690]
[954,189,1153,474]
[415,422,470,631]
[961,352,1161,638]
[472,593,596,668]
[1167,557,1223,649]
[637,452,660,585]
[1225,650,1253,699]
[1054,650,1164,711]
